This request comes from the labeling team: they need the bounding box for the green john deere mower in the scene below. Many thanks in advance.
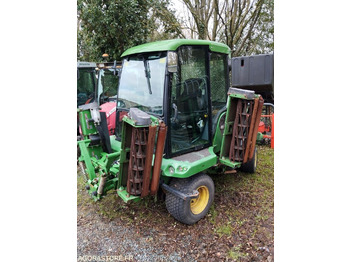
[77,39,264,224]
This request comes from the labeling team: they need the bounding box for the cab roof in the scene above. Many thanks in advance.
[121,39,231,57]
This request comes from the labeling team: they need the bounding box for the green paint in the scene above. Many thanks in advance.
[161,147,218,178]
[78,109,97,137]
[212,112,226,153]
[110,135,121,151]
[219,158,241,169]
[121,39,230,57]
[122,114,159,128]
[78,140,97,180]
[256,132,264,143]
[117,187,141,203]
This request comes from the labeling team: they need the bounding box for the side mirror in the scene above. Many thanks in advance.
[167,51,178,73]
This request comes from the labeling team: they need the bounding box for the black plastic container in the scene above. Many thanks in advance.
[231,54,274,103]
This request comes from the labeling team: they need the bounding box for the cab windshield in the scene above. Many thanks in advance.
[117,52,167,115]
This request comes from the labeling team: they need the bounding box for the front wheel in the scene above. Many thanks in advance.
[165,173,214,225]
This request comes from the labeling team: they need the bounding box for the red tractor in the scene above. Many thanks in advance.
[77,57,122,137]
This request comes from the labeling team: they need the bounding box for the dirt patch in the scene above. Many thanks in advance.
[77,145,274,261]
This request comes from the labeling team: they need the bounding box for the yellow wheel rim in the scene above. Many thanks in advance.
[190,186,209,215]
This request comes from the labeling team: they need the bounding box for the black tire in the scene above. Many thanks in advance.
[240,147,258,173]
[165,173,214,225]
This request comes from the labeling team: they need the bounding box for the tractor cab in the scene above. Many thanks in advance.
[115,39,230,158]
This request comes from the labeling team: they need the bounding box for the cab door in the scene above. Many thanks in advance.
[169,46,211,157]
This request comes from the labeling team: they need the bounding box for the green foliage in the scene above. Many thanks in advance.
[215,223,233,237]
[244,0,274,55]
[148,0,185,41]
[227,245,248,260]
[208,203,218,224]
[78,0,149,61]
[77,0,183,62]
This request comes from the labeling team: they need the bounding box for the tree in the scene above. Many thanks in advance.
[179,0,273,56]
[244,0,274,55]
[181,0,217,39]
[77,0,183,61]
[148,0,185,41]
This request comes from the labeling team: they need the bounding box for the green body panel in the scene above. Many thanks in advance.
[122,114,159,128]
[121,39,230,57]
[218,158,241,169]
[78,140,95,179]
[78,109,97,137]
[161,147,218,178]
[212,112,226,154]
[219,93,241,159]
[229,92,260,100]
[117,187,141,202]
[110,135,121,151]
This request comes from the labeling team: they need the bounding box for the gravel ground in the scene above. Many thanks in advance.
[77,208,184,261]
[77,145,274,262]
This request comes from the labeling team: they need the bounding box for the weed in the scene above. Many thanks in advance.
[227,245,247,260]
[215,223,233,237]
[208,204,218,224]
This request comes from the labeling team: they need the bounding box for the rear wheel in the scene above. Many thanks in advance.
[240,147,258,173]
[165,173,214,225]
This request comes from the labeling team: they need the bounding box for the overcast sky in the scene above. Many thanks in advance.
[170,0,186,24]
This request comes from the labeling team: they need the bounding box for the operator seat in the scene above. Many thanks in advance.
[177,78,206,141]
[178,78,204,112]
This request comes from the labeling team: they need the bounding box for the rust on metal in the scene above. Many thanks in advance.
[248,96,264,160]
[243,98,259,163]
[224,169,237,174]
[150,122,167,195]
[229,99,253,162]
[127,127,148,195]
[141,125,157,197]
